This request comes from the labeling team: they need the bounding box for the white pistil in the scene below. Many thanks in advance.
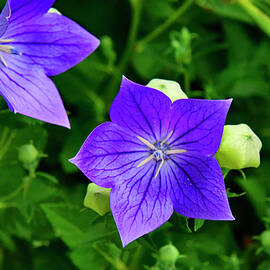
[137,133,186,178]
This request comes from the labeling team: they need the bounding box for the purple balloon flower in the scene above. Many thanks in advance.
[70,77,234,247]
[0,0,99,128]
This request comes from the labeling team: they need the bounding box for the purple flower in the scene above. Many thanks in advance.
[0,0,99,128]
[70,77,234,247]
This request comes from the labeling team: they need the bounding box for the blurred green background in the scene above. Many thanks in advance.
[0,0,270,269]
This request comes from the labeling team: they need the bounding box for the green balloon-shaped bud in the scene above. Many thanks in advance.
[260,231,270,254]
[158,244,179,265]
[147,79,188,102]
[84,183,111,216]
[216,124,262,169]
[18,144,39,165]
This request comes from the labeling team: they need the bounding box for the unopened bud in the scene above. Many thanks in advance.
[147,79,188,102]
[216,124,262,170]
[84,183,111,216]
[18,144,39,165]
[158,244,179,265]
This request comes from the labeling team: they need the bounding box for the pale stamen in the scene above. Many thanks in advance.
[161,130,173,145]
[0,45,21,55]
[137,153,155,168]
[0,39,14,44]
[0,55,8,67]
[154,158,164,179]
[136,133,186,178]
[166,149,186,155]
[137,136,156,150]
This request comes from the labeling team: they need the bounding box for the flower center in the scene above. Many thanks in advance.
[0,39,21,67]
[137,131,186,178]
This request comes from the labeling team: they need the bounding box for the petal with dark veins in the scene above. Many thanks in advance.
[167,154,234,220]
[167,99,232,156]
[111,161,173,247]
[2,12,100,76]
[0,55,69,127]
[70,122,151,188]
[110,76,172,143]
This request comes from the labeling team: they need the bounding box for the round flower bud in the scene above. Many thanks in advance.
[216,124,262,170]
[158,244,179,265]
[84,183,111,216]
[147,79,188,102]
[18,144,39,165]
[260,231,270,249]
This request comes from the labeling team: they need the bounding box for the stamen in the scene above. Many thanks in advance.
[0,39,13,44]
[137,154,155,168]
[154,158,164,179]
[166,149,186,155]
[0,45,21,55]
[0,55,8,67]
[137,136,156,150]
[161,131,173,145]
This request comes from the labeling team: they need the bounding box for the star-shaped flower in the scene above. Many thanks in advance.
[0,0,99,127]
[70,77,234,247]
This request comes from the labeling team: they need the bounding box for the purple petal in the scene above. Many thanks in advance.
[7,0,55,26]
[166,154,234,220]
[0,56,69,128]
[110,76,172,143]
[0,1,10,36]
[167,99,232,156]
[2,12,100,76]
[70,122,150,188]
[111,161,173,247]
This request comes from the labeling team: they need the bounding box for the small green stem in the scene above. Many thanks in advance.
[183,70,191,96]
[0,128,16,161]
[0,183,24,202]
[137,0,194,47]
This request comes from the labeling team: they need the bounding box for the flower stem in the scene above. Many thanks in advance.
[0,127,16,161]
[137,0,194,47]
[105,0,143,103]
[237,0,270,37]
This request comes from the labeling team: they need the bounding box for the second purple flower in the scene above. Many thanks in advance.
[0,0,100,128]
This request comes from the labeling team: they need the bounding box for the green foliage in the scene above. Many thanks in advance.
[0,0,270,269]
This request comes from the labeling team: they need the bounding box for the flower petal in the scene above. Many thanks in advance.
[167,154,234,220]
[70,122,150,188]
[0,56,69,128]
[111,161,173,247]
[110,76,172,143]
[168,99,232,156]
[0,1,10,36]
[7,0,55,25]
[3,12,100,76]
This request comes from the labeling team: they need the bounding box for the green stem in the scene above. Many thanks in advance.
[0,128,16,161]
[183,70,191,96]
[137,0,194,47]
[238,0,270,37]
[105,0,143,103]
[0,184,24,202]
